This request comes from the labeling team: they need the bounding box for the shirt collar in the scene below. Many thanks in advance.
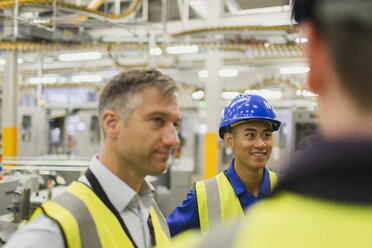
[225,158,272,197]
[139,176,155,210]
[88,155,154,212]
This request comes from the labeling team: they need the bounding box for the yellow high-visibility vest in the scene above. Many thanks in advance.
[195,170,277,233]
[29,181,170,248]
[190,191,372,248]
[155,191,372,248]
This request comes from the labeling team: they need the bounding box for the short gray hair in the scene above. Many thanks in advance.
[98,68,179,136]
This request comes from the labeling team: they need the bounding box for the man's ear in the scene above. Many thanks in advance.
[224,132,234,149]
[302,22,331,95]
[102,110,121,138]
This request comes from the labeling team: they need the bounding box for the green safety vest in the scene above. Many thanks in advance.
[29,181,170,248]
[194,170,277,233]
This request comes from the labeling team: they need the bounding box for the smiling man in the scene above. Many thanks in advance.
[166,94,281,236]
[5,68,180,248]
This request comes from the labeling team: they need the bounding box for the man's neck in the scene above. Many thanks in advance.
[234,160,264,198]
[99,144,144,193]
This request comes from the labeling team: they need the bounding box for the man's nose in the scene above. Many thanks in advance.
[163,124,180,147]
[254,137,266,148]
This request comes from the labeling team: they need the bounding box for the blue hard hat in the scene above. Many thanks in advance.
[219,94,281,138]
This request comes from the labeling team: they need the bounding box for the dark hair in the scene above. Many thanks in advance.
[292,0,372,111]
[98,68,179,135]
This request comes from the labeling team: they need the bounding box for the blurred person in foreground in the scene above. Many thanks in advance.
[159,0,372,247]
[5,68,180,248]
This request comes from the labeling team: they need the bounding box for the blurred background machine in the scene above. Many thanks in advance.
[269,109,318,174]
[0,158,88,245]
[0,173,40,245]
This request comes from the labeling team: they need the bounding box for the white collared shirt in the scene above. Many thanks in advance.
[80,155,155,248]
[4,155,155,248]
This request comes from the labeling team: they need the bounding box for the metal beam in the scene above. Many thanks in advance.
[177,0,189,29]
[225,0,241,14]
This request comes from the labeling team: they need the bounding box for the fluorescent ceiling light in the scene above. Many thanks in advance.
[192,90,204,100]
[0,58,24,64]
[198,70,209,78]
[199,69,239,78]
[222,91,240,100]
[29,77,57,84]
[166,45,199,54]
[219,69,238,77]
[297,89,318,97]
[245,89,282,100]
[295,37,308,43]
[58,52,102,61]
[72,75,103,83]
[31,18,50,24]
[149,47,162,56]
[280,66,310,74]
[232,5,290,15]
[302,90,318,97]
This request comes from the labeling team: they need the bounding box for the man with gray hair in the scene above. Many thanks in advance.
[5,68,181,248]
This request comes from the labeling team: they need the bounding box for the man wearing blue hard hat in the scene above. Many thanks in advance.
[166,94,281,236]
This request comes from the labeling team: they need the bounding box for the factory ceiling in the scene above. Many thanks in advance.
[0,0,312,101]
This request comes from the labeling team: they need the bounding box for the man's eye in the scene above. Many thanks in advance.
[264,133,272,138]
[152,117,164,125]
[246,133,255,138]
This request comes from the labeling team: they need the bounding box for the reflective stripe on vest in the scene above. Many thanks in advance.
[150,199,171,243]
[198,218,243,248]
[30,181,169,248]
[195,170,277,233]
[53,190,101,247]
[195,173,242,233]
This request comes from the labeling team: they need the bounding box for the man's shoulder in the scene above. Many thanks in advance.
[193,173,223,190]
[242,190,372,246]
[4,214,64,248]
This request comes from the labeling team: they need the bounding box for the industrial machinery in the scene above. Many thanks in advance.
[19,107,48,156]
[66,109,101,158]
[0,158,88,246]
[0,173,39,245]
[44,106,101,157]
[268,108,318,174]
